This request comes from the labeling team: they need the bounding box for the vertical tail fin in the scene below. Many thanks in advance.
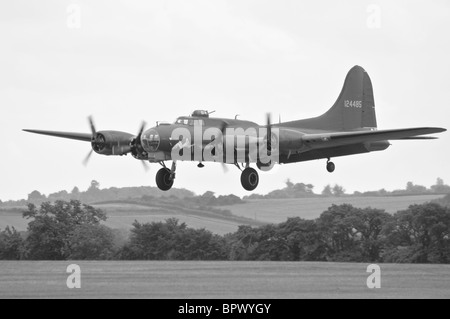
[286,66,377,131]
[333,65,377,130]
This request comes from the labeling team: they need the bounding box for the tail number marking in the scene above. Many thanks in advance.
[344,100,362,108]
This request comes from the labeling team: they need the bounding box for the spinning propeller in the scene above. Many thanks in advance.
[82,116,149,171]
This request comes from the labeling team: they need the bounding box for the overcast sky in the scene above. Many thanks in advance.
[1,0,449,200]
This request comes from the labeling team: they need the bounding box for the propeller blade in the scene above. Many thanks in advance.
[88,116,96,136]
[137,121,147,137]
[141,160,150,172]
[266,113,272,153]
[221,162,229,173]
[82,149,94,166]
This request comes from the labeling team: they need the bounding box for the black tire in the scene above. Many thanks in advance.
[326,161,335,173]
[156,168,174,191]
[241,167,259,191]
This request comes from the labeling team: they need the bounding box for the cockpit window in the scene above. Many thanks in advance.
[175,118,205,126]
[175,118,189,125]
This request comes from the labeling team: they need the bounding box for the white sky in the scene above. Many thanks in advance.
[1,0,449,200]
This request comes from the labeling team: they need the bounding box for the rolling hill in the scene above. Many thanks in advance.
[222,194,445,224]
[0,194,444,235]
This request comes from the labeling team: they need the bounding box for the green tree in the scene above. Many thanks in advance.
[48,190,69,201]
[199,191,216,205]
[332,184,345,197]
[120,218,182,260]
[348,208,393,262]
[68,224,116,260]
[405,181,428,195]
[226,225,257,260]
[293,183,314,195]
[70,187,81,200]
[433,194,450,208]
[250,224,290,261]
[321,185,333,196]
[383,203,450,263]
[121,218,228,260]
[215,194,243,206]
[317,204,362,261]
[23,200,107,260]
[176,228,228,260]
[285,179,294,189]
[88,180,100,192]
[431,178,450,194]
[277,217,327,261]
[227,224,291,261]
[27,190,46,202]
[0,226,24,260]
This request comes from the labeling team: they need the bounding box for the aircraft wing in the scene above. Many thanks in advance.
[389,136,439,140]
[23,129,92,142]
[301,127,446,149]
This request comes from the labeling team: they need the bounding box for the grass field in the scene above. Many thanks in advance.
[0,194,443,235]
[0,261,449,299]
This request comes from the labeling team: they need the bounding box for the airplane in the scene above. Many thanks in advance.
[24,65,446,191]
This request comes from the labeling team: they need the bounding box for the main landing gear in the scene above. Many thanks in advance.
[155,161,260,192]
[240,166,259,191]
[326,158,335,173]
[156,161,176,191]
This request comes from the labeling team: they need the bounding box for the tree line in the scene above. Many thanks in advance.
[2,178,449,208]
[1,180,244,208]
[0,180,195,207]
[1,198,449,263]
[244,177,450,200]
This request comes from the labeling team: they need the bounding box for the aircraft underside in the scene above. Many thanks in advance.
[150,140,390,192]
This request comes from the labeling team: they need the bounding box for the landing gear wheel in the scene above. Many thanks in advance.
[326,161,335,173]
[241,167,259,191]
[156,168,174,191]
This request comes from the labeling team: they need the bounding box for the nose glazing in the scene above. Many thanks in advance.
[141,129,160,152]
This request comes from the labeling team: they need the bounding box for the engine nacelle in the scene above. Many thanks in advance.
[91,130,134,156]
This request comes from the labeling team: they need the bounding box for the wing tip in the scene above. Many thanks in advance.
[23,129,47,134]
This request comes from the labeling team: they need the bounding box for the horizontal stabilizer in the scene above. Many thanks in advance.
[23,129,92,142]
[390,136,439,140]
[302,127,446,149]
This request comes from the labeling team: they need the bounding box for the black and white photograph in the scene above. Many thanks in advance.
[1,0,450,303]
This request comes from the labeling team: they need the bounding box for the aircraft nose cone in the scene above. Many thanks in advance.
[141,128,160,152]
